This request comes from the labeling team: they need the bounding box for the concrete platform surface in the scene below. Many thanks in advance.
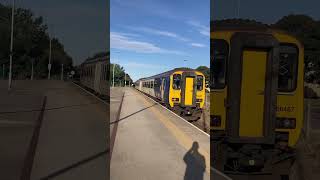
[110,88,211,180]
[0,80,108,180]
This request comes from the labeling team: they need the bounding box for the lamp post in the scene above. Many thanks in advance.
[8,0,15,90]
[48,38,52,80]
[61,64,64,80]
[3,64,5,79]
[236,0,240,18]
[112,64,115,87]
[31,59,34,80]
[124,72,126,87]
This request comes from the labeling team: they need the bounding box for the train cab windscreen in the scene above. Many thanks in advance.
[278,45,298,92]
[173,74,181,90]
[211,39,229,89]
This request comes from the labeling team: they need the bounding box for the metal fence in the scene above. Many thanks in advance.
[304,99,320,144]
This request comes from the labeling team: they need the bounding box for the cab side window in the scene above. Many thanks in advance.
[197,75,204,91]
[278,45,298,92]
[173,74,181,90]
[211,39,229,89]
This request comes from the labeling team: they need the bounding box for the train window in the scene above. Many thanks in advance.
[151,81,154,88]
[173,74,181,90]
[211,39,228,89]
[197,75,204,91]
[278,44,298,92]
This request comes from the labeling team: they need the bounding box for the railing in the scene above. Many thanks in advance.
[303,99,320,144]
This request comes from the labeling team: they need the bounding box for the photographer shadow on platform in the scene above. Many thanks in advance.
[183,141,206,180]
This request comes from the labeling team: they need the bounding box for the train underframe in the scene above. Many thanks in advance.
[172,104,202,121]
[212,135,295,178]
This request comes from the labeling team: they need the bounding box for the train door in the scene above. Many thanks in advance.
[181,72,197,107]
[161,78,165,101]
[185,77,194,105]
[227,32,279,143]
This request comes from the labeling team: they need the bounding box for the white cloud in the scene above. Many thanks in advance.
[187,21,210,37]
[128,27,190,41]
[190,43,206,48]
[110,32,184,55]
[122,62,167,69]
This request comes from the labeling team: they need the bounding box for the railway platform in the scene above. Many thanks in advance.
[110,87,213,180]
[0,80,108,180]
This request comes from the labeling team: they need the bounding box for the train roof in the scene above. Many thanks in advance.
[136,67,204,82]
[210,20,303,45]
[81,53,109,65]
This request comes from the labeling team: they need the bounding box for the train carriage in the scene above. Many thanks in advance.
[211,25,304,176]
[135,68,206,121]
[80,54,110,97]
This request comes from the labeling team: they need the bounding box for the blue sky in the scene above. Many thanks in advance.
[111,0,210,81]
[8,0,108,65]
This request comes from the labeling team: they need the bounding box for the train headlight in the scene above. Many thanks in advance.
[211,115,221,127]
[276,117,296,129]
[196,99,203,102]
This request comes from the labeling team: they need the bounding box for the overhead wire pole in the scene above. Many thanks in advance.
[8,0,15,90]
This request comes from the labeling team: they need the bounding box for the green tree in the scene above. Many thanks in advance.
[0,4,73,79]
[273,14,320,83]
[110,63,132,86]
[196,66,210,81]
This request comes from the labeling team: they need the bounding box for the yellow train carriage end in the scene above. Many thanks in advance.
[210,29,304,147]
[168,70,206,109]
